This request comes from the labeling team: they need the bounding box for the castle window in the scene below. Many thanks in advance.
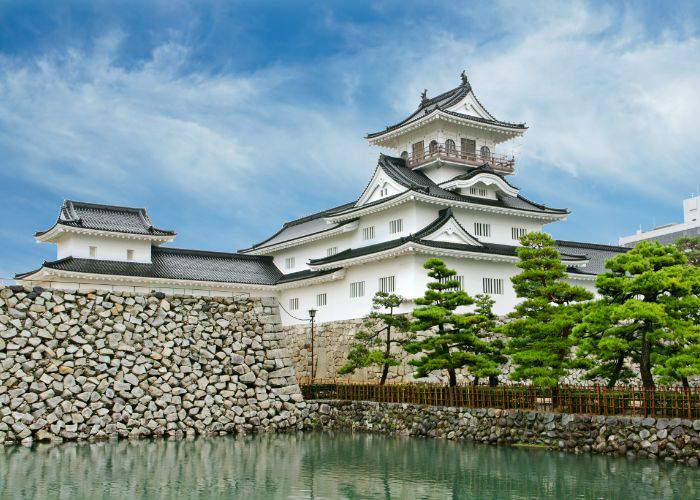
[469,186,488,197]
[379,276,395,293]
[327,247,338,257]
[316,293,327,307]
[126,249,134,261]
[474,222,491,237]
[362,226,375,240]
[429,140,439,154]
[400,151,409,161]
[512,227,528,240]
[284,257,295,269]
[480,145,491,159]
[445,139,456,155]
[482,278,504,295]
[439,275,464,291]
[389,218,403,234]
[89,246,97,258]
[461,138,476,156]
[350,281,365,298]
[289,298,299,310]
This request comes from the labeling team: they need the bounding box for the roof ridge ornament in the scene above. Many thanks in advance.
[420,89,428,105]
[460,69,469,86]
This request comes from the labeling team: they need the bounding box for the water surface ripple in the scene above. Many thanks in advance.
[0,431,697,499]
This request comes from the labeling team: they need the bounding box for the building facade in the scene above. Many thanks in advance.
[17,73,628,325]
[619,195,700,247]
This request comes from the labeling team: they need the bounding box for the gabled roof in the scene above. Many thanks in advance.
[340,155,567,217]
[366,74,526,139]
[440,164,520,190]
[36,200,176,238]
[17,246,283,285]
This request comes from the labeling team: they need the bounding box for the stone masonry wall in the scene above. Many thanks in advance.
[305,400,700,465]
[0,286,305,445]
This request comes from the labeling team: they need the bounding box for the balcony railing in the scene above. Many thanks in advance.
[405,142,515,173]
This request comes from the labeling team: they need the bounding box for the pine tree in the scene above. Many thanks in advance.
[404,259,501,386]
[499,232,593,388]
[574,241,700,388]
[676,236,700,266]
[338,292,409,385]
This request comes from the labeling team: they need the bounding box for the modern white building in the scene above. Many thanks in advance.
[17,72,628,324]
[619,196,700,247]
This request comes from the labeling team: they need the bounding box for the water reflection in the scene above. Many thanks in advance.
[0,432,697,499]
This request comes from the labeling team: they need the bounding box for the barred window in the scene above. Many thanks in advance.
[512,227,528,240]
[284,257,296,269]
[126,249,134,261]
[327,246,338,257]
[350,281,365,298]
[289,298,300,310]
[362,226,375,240]
[379,276,395,293]
[482,278,504,295]
[89,246,97,257]
[316,293,327,307]
[389,219,403,234]
[439,275,464,291]
[474,222,491,237]
[469,186,488,197]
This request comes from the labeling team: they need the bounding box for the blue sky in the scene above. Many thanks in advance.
[1,0,699,279]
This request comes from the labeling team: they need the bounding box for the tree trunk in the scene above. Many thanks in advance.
[488,375,499,387]
[606,352,626,389]
[682,377,690,390]
[639,335,655,389]
[379,325,392,385]
[448,368,457,387]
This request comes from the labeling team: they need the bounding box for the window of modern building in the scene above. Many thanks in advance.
[474,222,491,237]
[126,249,134,261]
[362,226,375,240]
[350,281,365,298]
[469,186,488,197]
[89,246,97,258]
[389,218,403,234]
[289,298,300,310]
[284,257,295,269]
[482,277,504,295]
[379,276,395,293]
[316,293,327,307]
[327,247,338,257]
[511,227,528,240]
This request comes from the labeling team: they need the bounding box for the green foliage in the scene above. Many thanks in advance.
[338,292,410,384]
[574,241,700,388]
[404,259,502,386]
[676,236,700,267]
[500,232,593,387]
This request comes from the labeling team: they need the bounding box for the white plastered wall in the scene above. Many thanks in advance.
[56,233,153,263]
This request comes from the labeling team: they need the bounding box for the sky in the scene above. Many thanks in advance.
[1,0,699,279]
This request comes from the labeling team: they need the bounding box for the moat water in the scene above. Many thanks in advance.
[0,432,697,499]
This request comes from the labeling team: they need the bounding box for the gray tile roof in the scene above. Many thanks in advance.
[18,246,283,285]
[555,240,629,275]
[367,78,526,139]
[36,200,175,237]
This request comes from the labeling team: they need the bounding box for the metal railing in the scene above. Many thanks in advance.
[405,143,515,173]
[300,380,700,419]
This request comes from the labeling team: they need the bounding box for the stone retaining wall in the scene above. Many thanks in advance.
[305,400,700,465]
[0,286,305,445]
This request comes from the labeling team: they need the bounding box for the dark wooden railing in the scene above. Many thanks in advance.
[300,380,700,419]
[405,143,515,173]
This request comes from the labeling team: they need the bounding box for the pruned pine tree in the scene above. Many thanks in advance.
[405,259,502,387]
[500,232,593,388]
[338,292,409,385]
[575,241,700,388]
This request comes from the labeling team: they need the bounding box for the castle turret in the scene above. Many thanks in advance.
[366,71,526,184]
